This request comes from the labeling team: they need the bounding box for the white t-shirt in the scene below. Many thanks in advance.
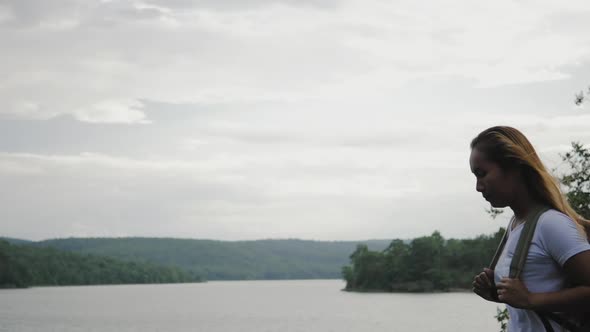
[494,209,590,332]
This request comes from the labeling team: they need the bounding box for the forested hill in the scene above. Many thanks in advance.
[0,240,201,288]
[0,237,33,245]
[22,238,392,280]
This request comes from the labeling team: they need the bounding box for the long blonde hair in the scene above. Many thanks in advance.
[471,126,590,236]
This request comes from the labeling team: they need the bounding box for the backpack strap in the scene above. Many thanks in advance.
[543,312,585,332]
[488,218,512,302]
[538,314,556,332]
[489,221,509,270]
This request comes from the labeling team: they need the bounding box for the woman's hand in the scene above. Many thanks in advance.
[496,277,532,309]
[472,268,498,302]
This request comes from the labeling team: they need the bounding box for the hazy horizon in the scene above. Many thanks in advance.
[2,234,410,243]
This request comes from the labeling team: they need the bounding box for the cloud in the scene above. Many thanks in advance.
[145,0,344,12]
[73,99,150,124]
[1,0,589,123]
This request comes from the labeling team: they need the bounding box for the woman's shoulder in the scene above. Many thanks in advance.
[537,209,579,234]
[539,208,572,223]
[536,208,590,266]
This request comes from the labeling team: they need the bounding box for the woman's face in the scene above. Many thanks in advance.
[469,148,518,208]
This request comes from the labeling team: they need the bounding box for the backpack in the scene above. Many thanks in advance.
[490,206,590,332]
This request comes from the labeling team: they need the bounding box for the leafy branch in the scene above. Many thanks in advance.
[574,86,590,106]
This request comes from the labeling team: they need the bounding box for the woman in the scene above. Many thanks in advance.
[469,126,590,332]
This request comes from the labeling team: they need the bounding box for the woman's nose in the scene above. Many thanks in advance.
[476,180,484,193]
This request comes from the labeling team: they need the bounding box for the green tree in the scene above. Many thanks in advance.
[346,244,388,290]
[574,86,590,106]
[407,231,448,291]
[342,230,501,292]
[559,142,590,218]
[382,239,410,287]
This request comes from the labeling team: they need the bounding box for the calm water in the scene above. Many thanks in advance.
[0,280,501,332]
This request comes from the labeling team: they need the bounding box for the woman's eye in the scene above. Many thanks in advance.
[475,170,486,178]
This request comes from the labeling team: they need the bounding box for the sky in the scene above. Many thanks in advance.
[1,0,590,241]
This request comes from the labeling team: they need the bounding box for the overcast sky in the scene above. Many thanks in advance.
[1,0,590,241]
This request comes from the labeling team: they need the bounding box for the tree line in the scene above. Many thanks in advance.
[0,237,392,285]
[342,229,504,292]
[23,238,391,280]
[0,240,202,288]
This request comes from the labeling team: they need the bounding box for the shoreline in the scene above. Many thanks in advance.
[342,287,472,294]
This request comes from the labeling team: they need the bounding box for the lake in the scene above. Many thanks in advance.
[0,280,501,331]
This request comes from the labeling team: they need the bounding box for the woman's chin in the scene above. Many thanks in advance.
[489,201,507,208]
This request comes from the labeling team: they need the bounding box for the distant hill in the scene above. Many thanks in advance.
[0,240,202,288]
[26,237,392,280]
[0,237,33,245]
